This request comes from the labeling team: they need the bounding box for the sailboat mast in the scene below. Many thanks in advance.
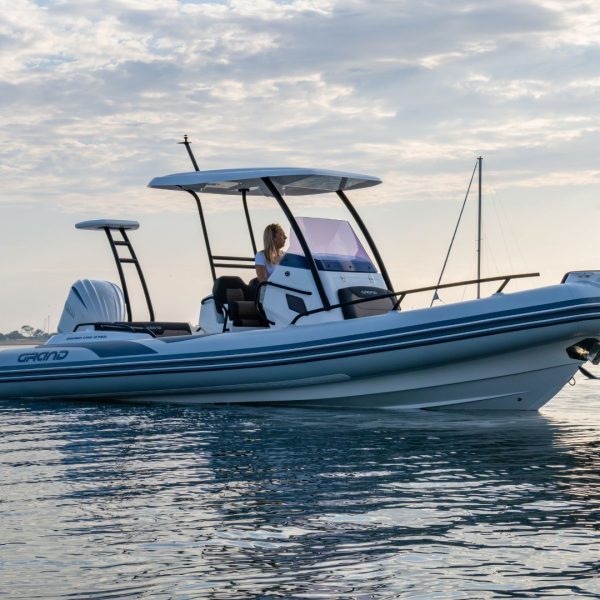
[477,156,482,299]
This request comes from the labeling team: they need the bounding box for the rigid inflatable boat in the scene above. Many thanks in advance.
[2,145,600,409]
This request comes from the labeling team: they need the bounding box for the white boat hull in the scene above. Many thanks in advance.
[2,282,600,410]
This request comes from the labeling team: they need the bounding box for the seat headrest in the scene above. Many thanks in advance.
[212,276,249,310]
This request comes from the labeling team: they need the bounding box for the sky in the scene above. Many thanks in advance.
[1,0,600,332]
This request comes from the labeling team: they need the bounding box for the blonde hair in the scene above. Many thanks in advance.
[263,223,284,265]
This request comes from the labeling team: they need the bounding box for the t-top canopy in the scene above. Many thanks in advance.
[147,167,381,196]
[76,219,140,231]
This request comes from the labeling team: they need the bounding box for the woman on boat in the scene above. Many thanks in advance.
[255,223,287,281]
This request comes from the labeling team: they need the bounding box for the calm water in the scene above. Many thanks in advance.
[1,379,599,599]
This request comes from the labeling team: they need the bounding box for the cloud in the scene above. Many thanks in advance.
[3,0,600,330]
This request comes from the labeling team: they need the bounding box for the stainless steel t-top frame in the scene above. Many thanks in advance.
[75,220,155,322]
[179,137,394,312]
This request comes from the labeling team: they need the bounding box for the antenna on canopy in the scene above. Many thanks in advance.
[179,135,200,172]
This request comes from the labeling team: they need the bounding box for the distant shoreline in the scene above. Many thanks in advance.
[0,338,50,346]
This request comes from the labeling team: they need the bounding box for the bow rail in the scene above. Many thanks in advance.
[291,272,540,324]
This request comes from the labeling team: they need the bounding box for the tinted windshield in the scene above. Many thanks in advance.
[284,217,376,273]
[288,217,371,259]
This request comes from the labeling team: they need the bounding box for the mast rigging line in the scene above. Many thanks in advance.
[430,160,479,307]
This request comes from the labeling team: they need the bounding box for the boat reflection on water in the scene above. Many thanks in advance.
[2,389,598,598]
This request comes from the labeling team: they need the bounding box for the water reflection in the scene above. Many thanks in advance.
[1,387,599,599]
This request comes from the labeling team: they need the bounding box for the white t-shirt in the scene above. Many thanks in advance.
[255,251,280,277]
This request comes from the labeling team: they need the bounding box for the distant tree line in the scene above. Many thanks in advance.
[0,325,52,341]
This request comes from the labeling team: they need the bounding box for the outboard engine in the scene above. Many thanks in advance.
[57,279,126,333]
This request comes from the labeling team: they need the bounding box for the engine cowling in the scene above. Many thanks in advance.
[57,279,126,333]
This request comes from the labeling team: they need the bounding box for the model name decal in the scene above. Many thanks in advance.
[18,350,70,363]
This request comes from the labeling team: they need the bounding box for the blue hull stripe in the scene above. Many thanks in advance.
[1,303,599,385]
[70,297,600,364]
[7,296,600,371]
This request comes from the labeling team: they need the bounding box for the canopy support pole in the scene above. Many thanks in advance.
[186,189,216,282]
[103,227,155,322]
[336,189,394,291]
[261,177,330,310]
[240,188,257,255]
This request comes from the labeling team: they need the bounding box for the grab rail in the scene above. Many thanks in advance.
[291,272,539,324]
[256,280,313,296]
[73,322,157,337]
[392,272,540,310]
[254,280,314,325]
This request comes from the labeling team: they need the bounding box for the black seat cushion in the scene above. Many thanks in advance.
[246,277,260,301]
[212,276,267,327]
[226,288,245,304]
[337,286,395,319]
[227,300,268,327]
[212,276,250,312]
